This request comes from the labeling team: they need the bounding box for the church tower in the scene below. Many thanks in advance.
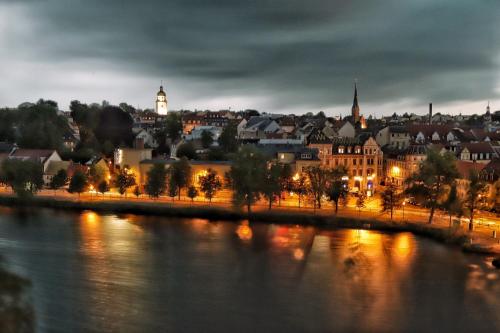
[155,85,168,115]
[351,83,360,123]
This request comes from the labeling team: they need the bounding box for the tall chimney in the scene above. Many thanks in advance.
[134,137,145,149]
[428,103,433,125]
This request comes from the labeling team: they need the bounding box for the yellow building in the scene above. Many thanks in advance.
[385,145,427,186]
[308,134,383,195]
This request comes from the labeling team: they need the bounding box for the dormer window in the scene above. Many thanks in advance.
[347,147,352,154]
[301,153,312,159]
[338,147,344,154]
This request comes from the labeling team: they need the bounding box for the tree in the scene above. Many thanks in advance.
[95,106,134,147]
[114,168,136,196]
[260,163,281,210]
[325,166,349,213]
[0,257,34,332]
[187,185,198,203]
[165,113,183,142]
[176,142,198,160]
[201,130,214,149]
[68,171,88,198]
[97,180,110,196]
[88,164,106,187]
[50,169,68,193]
[207,147,227,161]
[199,169,222,203]
[168,157,191,200]
[382,183,402,221]
[292,174,309,208]
[405,150,459,224]
[306,166,330,209]
[442,183,462,227]
[356,194,366,216]
[228,146,267,213]
[277,164,293,206]
[133,185,141,198]
[465,170,489,231]
[218,123,238,153]
[17,100,68,150]
[167,178,178,201]
[145,164,168,198]
[1,159,44,197]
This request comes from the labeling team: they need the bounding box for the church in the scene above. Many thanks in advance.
[345,83,367,129]
[155,85,168,115]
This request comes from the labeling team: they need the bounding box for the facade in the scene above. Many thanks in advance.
[308,134,383,195]
[376,126,410,149]
[139,159,232,197]
[114,147,153,182]
[458,142,496,163]
[155,86,168,115]
[7,149,64,185]
[385,144,427,187]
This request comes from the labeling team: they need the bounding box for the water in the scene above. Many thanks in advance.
[0,207,499,333]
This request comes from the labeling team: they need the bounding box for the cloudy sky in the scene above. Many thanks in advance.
[1,0,499,116]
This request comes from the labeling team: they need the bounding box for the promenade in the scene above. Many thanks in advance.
[1,187,499,255]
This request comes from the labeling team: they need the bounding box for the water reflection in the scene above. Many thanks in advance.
[0,210,499,332]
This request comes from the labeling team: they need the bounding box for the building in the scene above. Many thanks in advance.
[458,142,496,164]
[345,83,367,129]
[237,116,281,139]
[139,159,232,197]
[385,144,427,187]
[376,126,411,149]
[307,134,383,195]
[155,86,168,115]
[114,147,153,182]
[8,149,65,185]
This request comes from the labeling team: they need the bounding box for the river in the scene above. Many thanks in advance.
[0,207,499,332]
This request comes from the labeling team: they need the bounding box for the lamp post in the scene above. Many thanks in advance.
[402,199,406,221]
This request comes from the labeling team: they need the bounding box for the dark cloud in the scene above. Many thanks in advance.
[1,0,499,113]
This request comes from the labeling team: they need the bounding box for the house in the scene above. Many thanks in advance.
[133,128,158,148]
[184,126,222,145]
[8,149,64,185]
[138,159,232,195]
[114,147,153,180]
[237,116,281,139]
[307,134,383,196]
[409,124,454,143]
[458,142,496,164]
[324,120,355,138]
[376,126,411,149]
[385,144,428,186]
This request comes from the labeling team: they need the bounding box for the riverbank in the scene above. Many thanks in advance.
[0,194,499,255]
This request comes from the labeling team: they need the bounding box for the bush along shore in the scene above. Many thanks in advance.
[0,194,498,256]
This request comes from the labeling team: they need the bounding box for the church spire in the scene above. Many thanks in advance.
[351,81,360,123]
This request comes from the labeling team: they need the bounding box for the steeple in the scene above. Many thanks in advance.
[486,101,491,114]
[155,84,168,115]
[351,82,360,123]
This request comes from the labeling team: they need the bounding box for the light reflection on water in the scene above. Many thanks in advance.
[0,208,499,333]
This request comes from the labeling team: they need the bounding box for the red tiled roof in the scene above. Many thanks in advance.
[460,142,494,154]
[9,149,55,163]
[408,124,454,137]
[455,161,486,179]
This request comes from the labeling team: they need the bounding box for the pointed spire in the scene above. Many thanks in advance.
[351,80,360,123]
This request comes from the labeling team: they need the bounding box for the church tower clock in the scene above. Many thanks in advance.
[155,85,168,115]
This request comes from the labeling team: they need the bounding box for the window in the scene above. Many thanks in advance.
[353,159,357,166]
[344,159,348,165]
[301,153,312,159]
[338,147,344,154]
[347,147,352,153]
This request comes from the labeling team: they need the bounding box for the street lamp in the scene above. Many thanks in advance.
[402,199,406,220]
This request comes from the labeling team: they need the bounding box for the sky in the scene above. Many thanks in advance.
[0,0,499,116]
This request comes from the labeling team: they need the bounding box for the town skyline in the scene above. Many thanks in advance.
[1,0,499,115]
